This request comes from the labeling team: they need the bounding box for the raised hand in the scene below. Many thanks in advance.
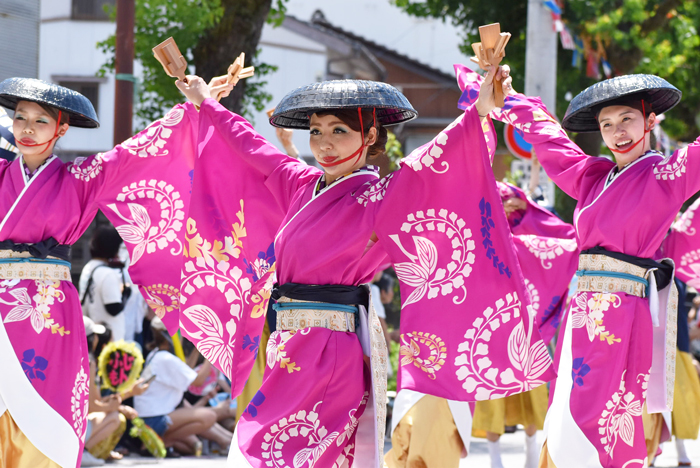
[208,75,235,101]
[475,64,514,118]
[175,75,211,107]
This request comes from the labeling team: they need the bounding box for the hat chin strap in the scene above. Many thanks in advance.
[605,101,651,155]
[318,108,376,168]
[19,110,62,154]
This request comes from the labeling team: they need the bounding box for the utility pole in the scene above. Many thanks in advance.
[524,0,557,112]
[113,0,135,146]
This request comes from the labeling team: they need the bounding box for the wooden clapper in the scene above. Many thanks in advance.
[470,23,511,107]
[153,37,255,101]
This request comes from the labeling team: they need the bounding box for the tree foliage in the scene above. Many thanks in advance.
[394,0,700,140]
[98,0,288,126]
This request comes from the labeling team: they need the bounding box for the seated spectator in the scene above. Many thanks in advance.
[82,318,147,466]
[134,317,218,456]
[80,227,130,342]
[182,346,236,452]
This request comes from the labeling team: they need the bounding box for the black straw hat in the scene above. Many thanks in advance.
[563,74,681,133]
[0,78,99,129]
[270,80,417,129]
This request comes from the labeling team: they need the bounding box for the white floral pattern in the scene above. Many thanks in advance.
[524,279,540,313]
[599,370,645,459]
[570,292,622,345]
[69,152,105,181]
[673,203,696,235]
[391,208,476,307]
[654,147,688,181]
[336,391,368,447]
[403,114,463,174]
[121,108,185,157]
[454,292,550,399]
[1,280,67,335]
[356,173,394,206]
[519,234,578,269]
[399,331,447,380]
[179,304,235,377]
[261,401,339,468]
[677,250,700,289]
[107,179,185,265]
[71,361,90,440]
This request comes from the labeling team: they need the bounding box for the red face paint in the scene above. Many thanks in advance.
[318,108,377,168]
[19,110,63,154]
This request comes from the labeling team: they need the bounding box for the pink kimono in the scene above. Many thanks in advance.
[455,64,697,467]
[0,104,197,467]
[497,182,578,345]
[659,197,700,288]
[178,96,556,467]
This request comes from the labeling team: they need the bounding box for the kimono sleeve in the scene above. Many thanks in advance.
[197,98,321,212]
[175,99,318,394]
[651,137,700,203]
[659,197,700,288]
[454,65,614,200]
[497,182,578,344]
[67,103,199,334]
[373,103,556,402]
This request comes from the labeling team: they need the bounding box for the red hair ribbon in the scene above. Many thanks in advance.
[19,110,64,154]
[605,101,652,154]
[318,108,377,168]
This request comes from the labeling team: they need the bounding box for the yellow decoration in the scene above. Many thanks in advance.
[97,340,144,393]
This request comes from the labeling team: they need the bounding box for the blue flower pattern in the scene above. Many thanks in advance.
[245,391,266,418]
[242,334,260,354]
[244,242,275,282]
[571,357,591,388]
[480,198,511,278]
[21,348,49,381]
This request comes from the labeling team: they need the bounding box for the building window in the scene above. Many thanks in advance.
[71,0,116,21]
[58,81,100,115]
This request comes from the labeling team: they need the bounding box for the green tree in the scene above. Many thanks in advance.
[99,0,288,125]
[394,0,700,221]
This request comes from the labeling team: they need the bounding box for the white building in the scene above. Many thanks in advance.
[39,0,117,158]
[1,0,40,82]
[37,0,468,159]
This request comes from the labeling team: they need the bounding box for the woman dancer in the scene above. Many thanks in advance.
[0,78,199,467]
[173,65,555,467]
[456,66,692,467]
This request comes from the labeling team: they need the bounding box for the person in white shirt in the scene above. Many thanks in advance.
[134,317,218,456]
[79,227,129,341]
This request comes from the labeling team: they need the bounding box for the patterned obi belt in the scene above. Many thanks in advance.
[0,238,72,282]
[576,246,673,298]
[271,283,368,333]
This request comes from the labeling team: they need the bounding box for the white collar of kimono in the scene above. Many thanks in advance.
[0,155,58,234]
[314,165,380,196]
[19,154,56,186]
[605,150,663,186]
[574,150,662,232]
[275,167,380,244]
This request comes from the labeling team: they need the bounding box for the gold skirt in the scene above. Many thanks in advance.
[672,350,700,439]
[472,384,549,437]
[384,395,464,468]
[0,411,61,468]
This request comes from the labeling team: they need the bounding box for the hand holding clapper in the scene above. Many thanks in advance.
[470,23,511,108]
[153,37,255,101]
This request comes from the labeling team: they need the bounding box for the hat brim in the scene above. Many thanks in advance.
[0,95,99,129]
[562,74,681,133]
[270,80,417,129]
[0,78,100,129]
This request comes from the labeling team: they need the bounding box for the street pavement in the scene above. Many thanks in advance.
[107,430,700,467]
